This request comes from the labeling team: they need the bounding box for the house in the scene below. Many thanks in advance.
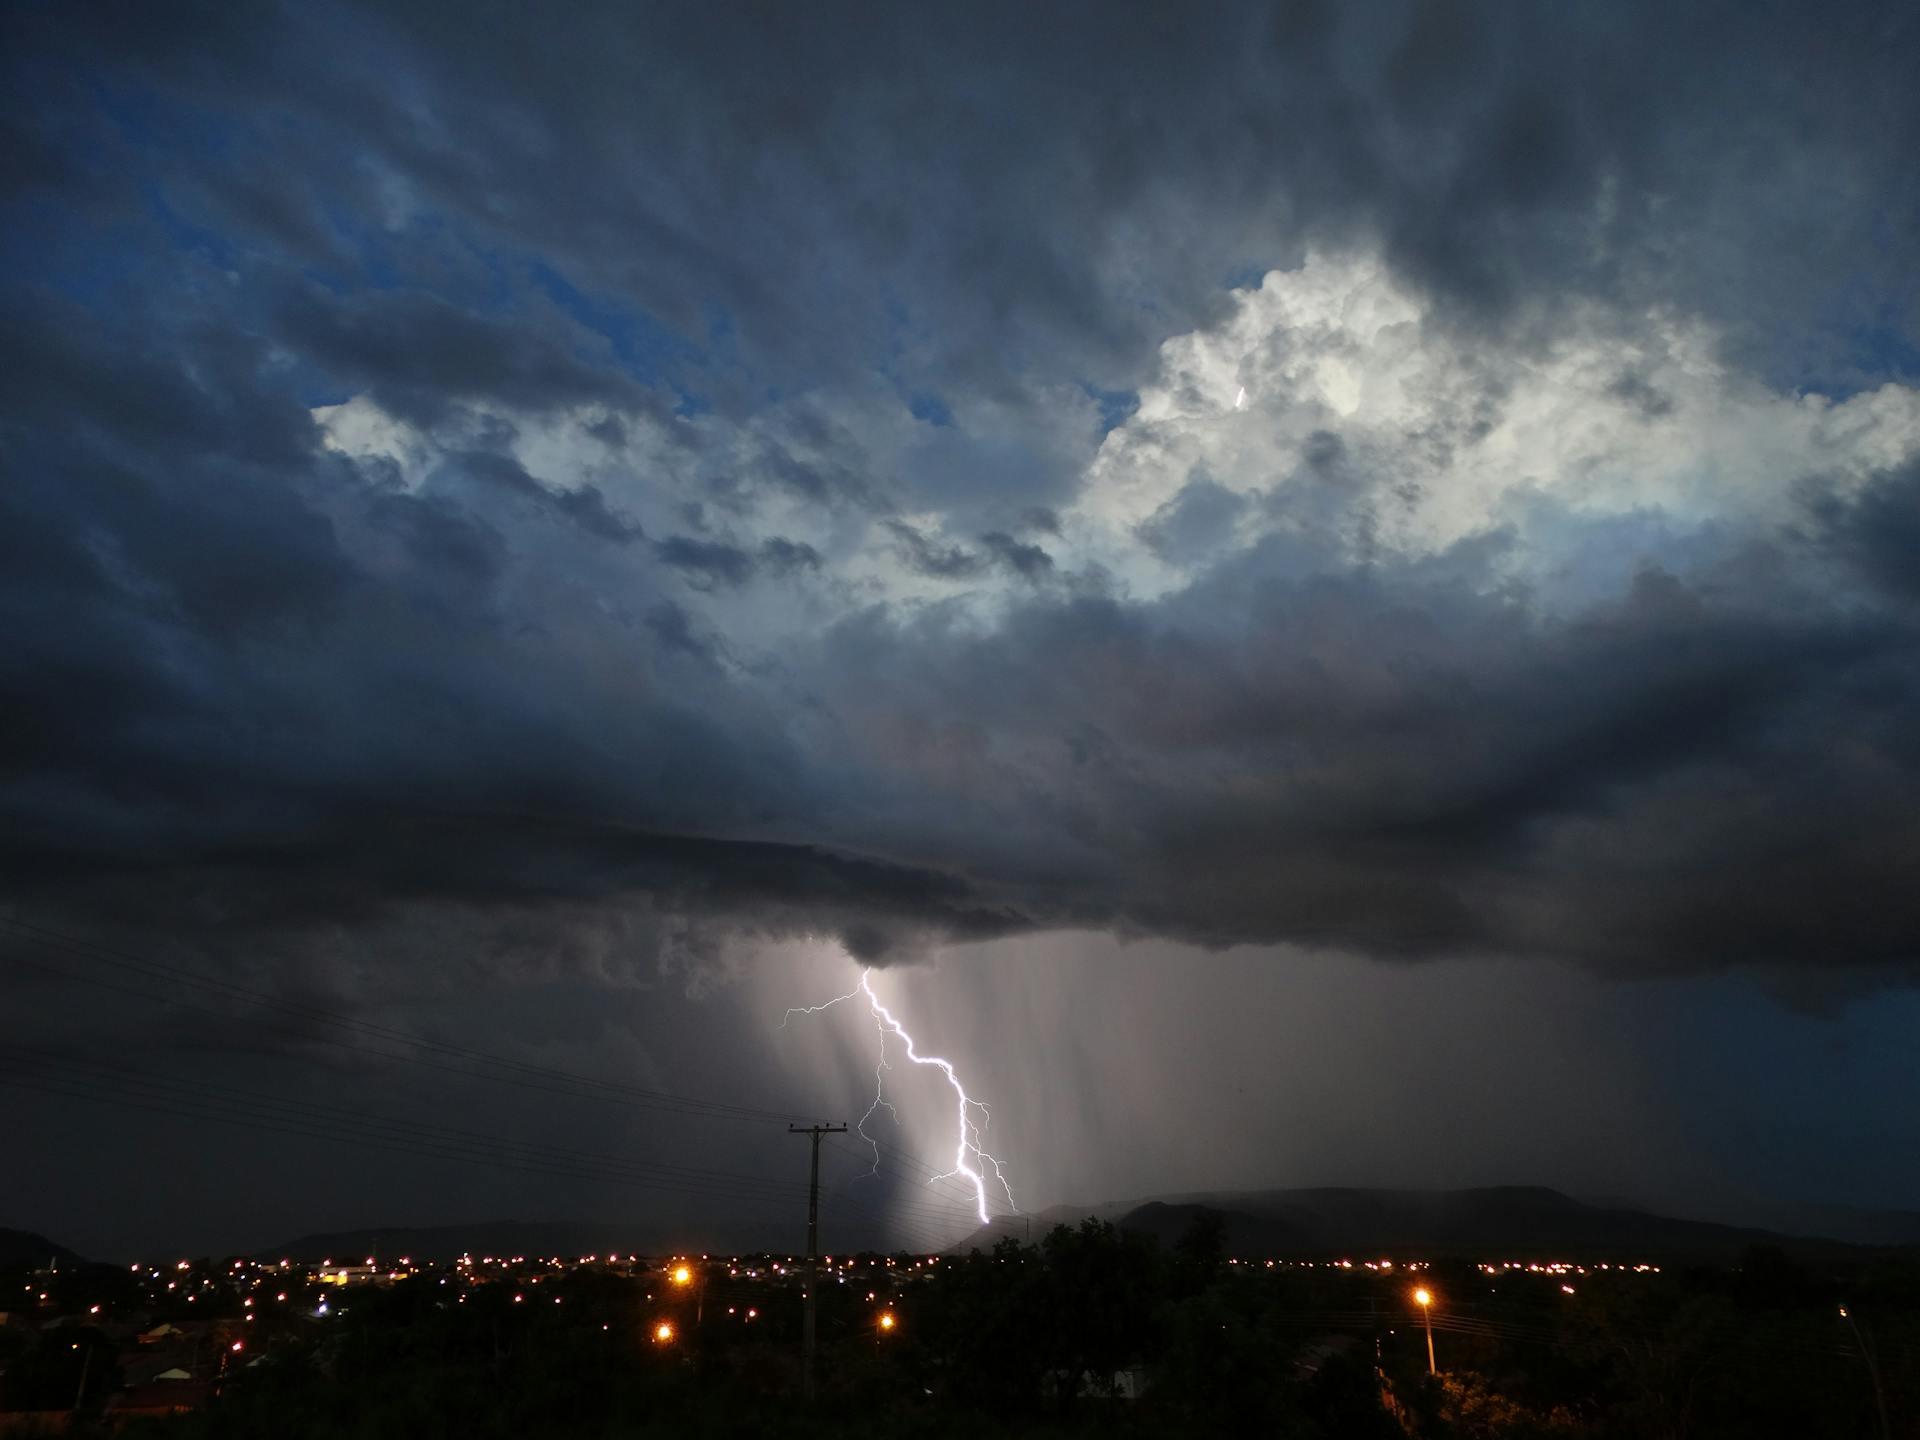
[122,1349,199,1387]
[313,1265,381,1287]
[109,1381,209,1420]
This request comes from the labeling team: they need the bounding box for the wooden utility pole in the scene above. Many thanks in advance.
[788,1122,847,1400]
[72,1343,93,1416]
[1840,1305,1892,1440]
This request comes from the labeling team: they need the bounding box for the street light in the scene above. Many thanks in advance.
[877,1309,897,1348]
[1413,1288,1436,1375]
[654,1320,675,1345]
[670,1263,703,1327]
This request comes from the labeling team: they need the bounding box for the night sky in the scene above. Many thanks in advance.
[5,2,1920,1262]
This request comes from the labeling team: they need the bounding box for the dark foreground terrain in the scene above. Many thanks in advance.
[3,1217,1914,1438]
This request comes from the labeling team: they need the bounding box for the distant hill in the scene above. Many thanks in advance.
[1735,1200,1920,1249]
[1117,1201,1313,1255]
[0,1228,84,1269]
[955,1186,1866,1261]
[259,1220,677,1263]
[222,1188,1920,1265]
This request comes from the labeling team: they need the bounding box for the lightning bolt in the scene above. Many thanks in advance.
[784,966,1017,1227]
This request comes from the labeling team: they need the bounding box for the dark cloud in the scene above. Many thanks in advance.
[1301,430,1346,472]
[13,1,1915,396]
[653,534,822,589]
[804,538,1920,977]
[1019,507,1063,537]
[1138,473,1251,565]
[1,0,1918,1005]
[884,520,988,580]
[655,536,757,589]
[270,285,644,429]
[1606,368,1677,421]
[757,536,823,575]
[978,532,1056,583]
[881,523,1058,585]
[461,452,643,544]
[1806,459,1920,607]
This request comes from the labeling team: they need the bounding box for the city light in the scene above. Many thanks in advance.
[2,1232,1703,1420]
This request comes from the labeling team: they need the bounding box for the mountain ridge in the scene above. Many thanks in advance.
[11,1187,1916,1267]
[0,1228,84,1270]
[954,1185,1901,1260]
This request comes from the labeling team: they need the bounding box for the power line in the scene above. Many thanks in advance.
[819,1136,997,1219]
[0,1065,955,1252]
[0,915,983,1247]
[0,917,810,1125]
[6,1047,813,1198]
[0,1071,796,1209]
[3,923,1004,1233]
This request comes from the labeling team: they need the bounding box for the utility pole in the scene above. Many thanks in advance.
[1414,1288,1436,1375]
[1840,1305,1892,1440]
[788,1123,847,1401]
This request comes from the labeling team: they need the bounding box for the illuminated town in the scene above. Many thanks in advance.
[1,1234,1781,1431]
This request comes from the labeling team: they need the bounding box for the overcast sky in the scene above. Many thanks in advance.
[5,1,1920,1261]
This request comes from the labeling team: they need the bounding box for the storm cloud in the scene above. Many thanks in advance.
[4,0,1920,999]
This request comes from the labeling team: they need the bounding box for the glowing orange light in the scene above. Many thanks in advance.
[879,1312,896,1332]
[654,1321,675,1344]
[1414,1288,1432,1307]
[672,1265,691,1285]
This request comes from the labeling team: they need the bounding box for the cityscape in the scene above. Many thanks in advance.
[6,0,1919,1435]
[11,1223,1909,1435]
